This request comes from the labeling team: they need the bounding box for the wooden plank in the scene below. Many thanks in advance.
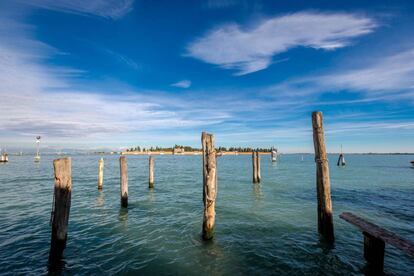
[340,212,414,257]
[201,132,217,240]
[312,111,335,242]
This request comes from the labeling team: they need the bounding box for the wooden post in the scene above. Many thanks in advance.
[201,132,217,240]
[312,111,335,242]
[98,158,104,190]
[252,152,257,183]
[119,155,128,207]
[363,232,385,273]
[49,157,72,264]
[252,151,261,183]
[256,151,261,183]
[149,156,154,188]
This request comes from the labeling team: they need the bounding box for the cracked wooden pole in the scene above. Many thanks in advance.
[149,156,154,188]
[49,157,72,264]
[120,155,128,207]
[252,151,257,183]
[98,158,104,190]
[312,111,335,243]
[201,132,217,240]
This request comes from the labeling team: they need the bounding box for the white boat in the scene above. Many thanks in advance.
[271,148,278,162]
[34,136,41,162]
[0,148,8,163]
[337,145,346,166]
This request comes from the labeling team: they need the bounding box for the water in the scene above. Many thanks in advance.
[0,154,413,275]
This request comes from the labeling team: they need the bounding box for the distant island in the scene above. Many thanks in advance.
[120,145,276,155]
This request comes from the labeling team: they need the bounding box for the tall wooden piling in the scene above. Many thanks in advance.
[49,157,72,264]
[149,156,154,188]
[256,152,261,182]
[201,132,217,240]
[252,152,257,183]
[119,156,128,207]
[98,158,104,190]
[252,151,261,183]
[312,111,335,242]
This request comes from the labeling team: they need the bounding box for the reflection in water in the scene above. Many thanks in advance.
[148,188,155,203]
[48,256,66,274]
[253,183,263,201]
[96,191,104,207]
[118,207,128,226]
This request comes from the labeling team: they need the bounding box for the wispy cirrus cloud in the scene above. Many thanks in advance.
[19,0,134,19]
[171,80,192,88]
[186,12,377,75]
[268,47,414,103]
[0,17,225,144]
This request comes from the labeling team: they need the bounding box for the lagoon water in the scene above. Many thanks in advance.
[0,154,413,275]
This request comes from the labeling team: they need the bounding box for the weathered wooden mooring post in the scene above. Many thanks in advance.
[201,132,217,240]
[49,157,72,264]
[252,151,261,183]
[98,158,104,190]
[312,111,335,242]
[149,156,154,188]
[119,155,128,207]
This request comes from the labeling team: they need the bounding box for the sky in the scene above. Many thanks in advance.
[0,0,414,153]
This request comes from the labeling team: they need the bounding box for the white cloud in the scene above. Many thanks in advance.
[171,80,192,88]
[187,12,376,75]
[318,49,414,93]
[0,18,225,144]
[268,48,414,101]
[20,0,134,19]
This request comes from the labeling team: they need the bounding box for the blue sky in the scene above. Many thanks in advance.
[0,0,414,152]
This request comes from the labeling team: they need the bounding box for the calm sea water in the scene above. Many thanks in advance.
[0,154,413,275]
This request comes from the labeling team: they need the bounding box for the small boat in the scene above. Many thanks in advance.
[411,161,414,167]
[0,153,8,163]
[0,148,8,163]
[337,145,346,166]
[271,148,278,162]
[34,136,41,162]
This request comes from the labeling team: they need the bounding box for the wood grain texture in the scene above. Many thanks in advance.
[98,158,104,190]
[49,157,72,263]
[340,212,414,257]
[202,132,217,240]
[120,156,128,207]
[312,111,334,242]
[149,156,154,188]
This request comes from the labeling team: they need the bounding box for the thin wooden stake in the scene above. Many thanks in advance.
[49,157,72,264]
[252,152,257,183]
[149,156,154,188]
[312,111,335,242]
[201,132,217,240]
[120,155,128,207]
[98,158,104,190]
[256,151,261,183]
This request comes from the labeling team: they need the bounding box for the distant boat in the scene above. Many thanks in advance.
[271,148,278,162]
[411,161,414,167]
[0,148,8,163]
[337,145,346,166]
[34,136,41,162]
